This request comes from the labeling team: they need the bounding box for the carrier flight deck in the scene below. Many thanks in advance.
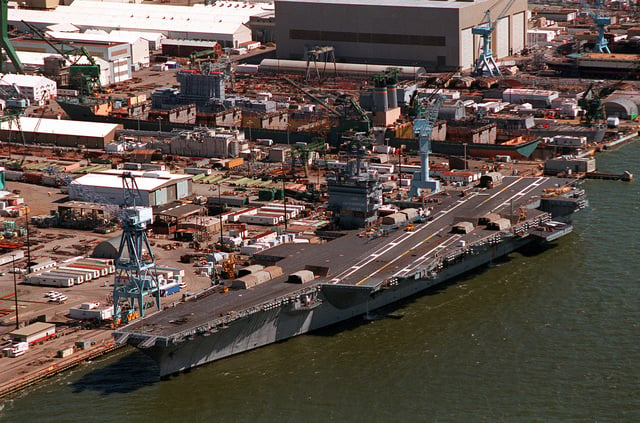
[120,177,574,336]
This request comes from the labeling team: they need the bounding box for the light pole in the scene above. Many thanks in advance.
[463,143,468,170]
[218,183,223,247]
[12,255,18,330]
[25,210,31,273]
[157,116,163,133]
[282,178,288,230]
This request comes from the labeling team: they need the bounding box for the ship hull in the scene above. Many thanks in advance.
[135,234,536,377]
[430,138,539,159]
[546,53,640,79]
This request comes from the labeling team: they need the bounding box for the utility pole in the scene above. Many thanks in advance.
[12,255,18,329]
[283,178,288,230]
[25,210,31,273]
[218,183,223,246]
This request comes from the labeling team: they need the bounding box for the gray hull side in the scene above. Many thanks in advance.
[139,235,533,376]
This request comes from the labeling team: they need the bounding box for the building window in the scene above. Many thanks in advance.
[290,29,445,47]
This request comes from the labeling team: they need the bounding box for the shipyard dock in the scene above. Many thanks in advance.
[115,176,586,376]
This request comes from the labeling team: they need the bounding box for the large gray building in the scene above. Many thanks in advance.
[275,0,528,71]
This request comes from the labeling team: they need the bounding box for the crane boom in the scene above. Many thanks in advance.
[283,76,342,118]
[22,20,103,94]
[1,0,23,73]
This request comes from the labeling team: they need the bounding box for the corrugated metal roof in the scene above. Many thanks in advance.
[10,0,271,38]
[0,73,54,88]
[0,116,118,138]
[45,30,145,45]
[70,169,192,191]
[12,51,109,68]
[10,322,55,337]
[276,0,489,9]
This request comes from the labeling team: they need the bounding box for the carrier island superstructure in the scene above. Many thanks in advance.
[114,174,587,377]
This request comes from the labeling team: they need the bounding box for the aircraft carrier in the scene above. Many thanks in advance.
[114,176,587,377]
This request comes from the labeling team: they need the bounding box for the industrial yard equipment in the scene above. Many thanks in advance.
[408,70,456,198]
[580,0,610,53]
[304,45,336,81]
[579,82,618,125]
[471,0,516,76]
[0,0,23,74]
[291,138,326,178]
[112,172,161,322]
[221,254,236,279]
[21,20,103,95]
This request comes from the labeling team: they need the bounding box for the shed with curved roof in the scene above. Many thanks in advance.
[604,98,639,119]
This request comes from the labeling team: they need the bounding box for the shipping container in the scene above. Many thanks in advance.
[159,282,181,297]
[225,157,244,169]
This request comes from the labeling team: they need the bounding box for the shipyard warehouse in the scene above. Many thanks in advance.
[0,117,121,149]
[69,170,192,206]
[275,0,527,70]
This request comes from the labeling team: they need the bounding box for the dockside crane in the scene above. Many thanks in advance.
[291,138,326,178]
[21,21,103,95]
[112,172,161,324]
[579,81,619,125]
[580,0,611,53]
[472,0,517,77]
[408,70,456,198]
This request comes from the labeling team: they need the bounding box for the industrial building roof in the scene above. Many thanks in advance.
[276,0,491,9]
[45,30,147,46]
[71,169,192,192]
[10,322,55,337]
[0,73,54,88]
[10,0,272,39]
[9,51,109,69]
[0,117,119,138]
[154,203,205,218]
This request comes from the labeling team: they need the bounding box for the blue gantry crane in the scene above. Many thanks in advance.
[580,0,610,53]
[471,0,516,77]
[408,94,442,198]
[408,93,445,198]
[408,71,457,198]
[112,172,161,324]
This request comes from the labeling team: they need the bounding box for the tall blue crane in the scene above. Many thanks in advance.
[581,0,610,53]
[112,172,161,324]
[408,71,457,198]
[472,0,517,77]
[408,93,443,198]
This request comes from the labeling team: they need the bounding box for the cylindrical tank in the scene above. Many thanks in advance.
[387,83,398,109]
[229,140,241,157]
[374,86,388,112]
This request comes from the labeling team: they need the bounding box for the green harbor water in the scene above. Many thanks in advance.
[2,143,640,422]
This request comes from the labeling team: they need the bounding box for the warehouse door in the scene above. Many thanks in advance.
[495,16,510,59]
[460,27,474,71]
[511,12,526,53]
